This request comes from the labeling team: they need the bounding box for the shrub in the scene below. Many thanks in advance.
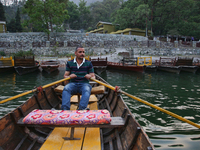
[14,50,34,57]
[0,51,6,56]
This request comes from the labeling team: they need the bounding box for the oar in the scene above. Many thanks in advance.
[90,78,200,129]
[0,77,71,104]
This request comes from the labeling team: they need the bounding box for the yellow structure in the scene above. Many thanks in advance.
[89,21,118,34]
[0,21,6,33]
[0,56,14,66]
[137,57,152,66]
[88,21,152,36]
[112,28,151,36]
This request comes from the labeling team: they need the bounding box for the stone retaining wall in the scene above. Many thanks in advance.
[0,32,199,56]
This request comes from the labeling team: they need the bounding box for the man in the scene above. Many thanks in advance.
[62,46,95,110]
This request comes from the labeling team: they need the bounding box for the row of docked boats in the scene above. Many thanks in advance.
[1,56,199,75]
[0,56,60,75]
[152,57,199,74]
[91,56,200,74]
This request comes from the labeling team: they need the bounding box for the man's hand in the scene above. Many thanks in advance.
[69,74,77,79]
[84,74,92,79]
[85,73,95,79]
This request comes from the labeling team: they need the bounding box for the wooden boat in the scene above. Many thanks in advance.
[14,56,40,75]
[155,57,181,74]
[144,65,158,72]
[40,60,60,73]
[0,56,15,73]
[175,57,199,73]
[193,59,200,73]
[90,57,107,74]
[157,65,181,74]
[107,57,145,73]
[107,61,144,73]
[0,74,154,150]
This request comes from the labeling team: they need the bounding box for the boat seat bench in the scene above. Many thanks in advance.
[17,116,125,128]
[17,94,125,150]
[54,85,106,94]
[40,101,101,150]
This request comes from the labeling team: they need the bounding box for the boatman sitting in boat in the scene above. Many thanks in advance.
[62,46,95,110]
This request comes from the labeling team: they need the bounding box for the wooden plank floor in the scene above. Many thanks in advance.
[40,94,101,150]
[82,100,101,150]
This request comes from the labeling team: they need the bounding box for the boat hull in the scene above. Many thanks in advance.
[41,65,59,73]
[144,65,157,72]
[0,75,154,150]
[91,57,107,74]
[0,66,15,73]
[180,66,199,73]
[14,64,40,75]
[157,66,181,74]
[0,57,15,73]
[14,56,40,75]
[107,63,144,73]
[40,61,59,73]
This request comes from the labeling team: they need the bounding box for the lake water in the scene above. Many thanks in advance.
[0,67,200,150]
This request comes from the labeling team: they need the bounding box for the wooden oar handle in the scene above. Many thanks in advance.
[0,77,71,104]
[90,78,115,91]
[90,78,200,129]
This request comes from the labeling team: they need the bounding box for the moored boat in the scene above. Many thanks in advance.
[40,60,60,73]
[107,61,144,73]
[175,57,199,73]
[0,74,154,150]
[90,57,107,74]
[14,56,40,75]
[157,65,181,74]
[107,57,146,73]
[155,57,181,74]
[144,65,158,72]
[0,56,15,73]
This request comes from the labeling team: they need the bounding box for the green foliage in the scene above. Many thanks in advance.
[90,0,121,29]
[7,19,16,32]
[6,7,23,32]
[14,50,34,57]
[64,1,80,30]
[15,7,23,32]
[0,2,6,21]
[112,0,144,29]
[0,51,6,56]
[2,0,200,39]
[78,0,91,30]
[23,0,69,39]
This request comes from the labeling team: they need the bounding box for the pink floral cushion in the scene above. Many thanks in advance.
[22,109,111,125]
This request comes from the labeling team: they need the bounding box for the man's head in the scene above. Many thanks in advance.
[75,46,85,60]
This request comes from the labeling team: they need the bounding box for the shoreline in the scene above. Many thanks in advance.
[36,54,200,66]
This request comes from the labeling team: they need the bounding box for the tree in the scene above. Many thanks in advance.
[112,0,145,29]
[15,7,23,32]
[0,1,6,21]
[23,0,69,40]
[78,0,91,30]
[90,0,121,28]
[152,0,196,36]
[7,19,16,32]
[64,1,80,30]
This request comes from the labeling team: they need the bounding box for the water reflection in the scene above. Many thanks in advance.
[101,70,200,149]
